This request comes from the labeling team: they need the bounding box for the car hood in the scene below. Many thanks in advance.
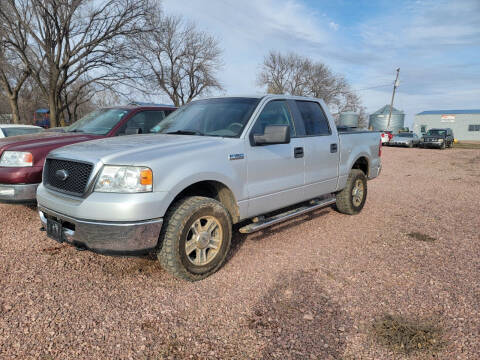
[49,134,228,165]
[0,131,100,153]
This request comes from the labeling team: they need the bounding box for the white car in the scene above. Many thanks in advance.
[380,131,392,144]
[0,124,44,138]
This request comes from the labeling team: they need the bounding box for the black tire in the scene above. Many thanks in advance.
[441,141,446,150]
[408,142,413,148]
[157,196,232,281]
[335,169,367,215]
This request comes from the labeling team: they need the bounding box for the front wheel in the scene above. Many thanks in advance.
[157,196,232,281]
[335,169,367,215]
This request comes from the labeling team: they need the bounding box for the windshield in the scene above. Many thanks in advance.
[66,108,129,135]
[2,127,43,137]
[427,129,446,136]
[152,98,261,138]
[396,133,413,138]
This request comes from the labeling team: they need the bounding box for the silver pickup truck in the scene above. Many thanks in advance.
[37,95,381,281]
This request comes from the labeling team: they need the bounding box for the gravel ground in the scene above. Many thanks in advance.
[1,147,479,359]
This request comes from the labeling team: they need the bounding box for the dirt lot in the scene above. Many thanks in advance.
[1,147,479,359]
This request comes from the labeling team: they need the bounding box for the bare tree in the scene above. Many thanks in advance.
[0,7,30,124]
[134,12,223,107]
[0,0,154,127]
[257,51,364,118]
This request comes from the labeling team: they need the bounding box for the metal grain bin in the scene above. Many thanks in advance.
[369,105,405,133]
[339,112,359,127]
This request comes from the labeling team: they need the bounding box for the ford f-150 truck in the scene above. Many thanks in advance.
[37,95,382,281]
[0,104,175,203]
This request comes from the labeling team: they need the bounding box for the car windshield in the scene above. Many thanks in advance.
[65,108,129,135]
[151,98,261,138]
[427,129,446,136]
[396,133,413,138]
[2,127,43,137]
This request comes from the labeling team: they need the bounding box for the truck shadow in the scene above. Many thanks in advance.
[244,269,351,359]
[227,208,331,264]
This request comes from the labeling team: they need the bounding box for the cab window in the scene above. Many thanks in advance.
[117,110,167,135]
[295,101,331,136]
[250,100,296,137]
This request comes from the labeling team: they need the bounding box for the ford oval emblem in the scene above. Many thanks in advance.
[55,169,69,181]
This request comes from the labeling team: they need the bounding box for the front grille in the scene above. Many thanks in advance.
[44,159,93,196]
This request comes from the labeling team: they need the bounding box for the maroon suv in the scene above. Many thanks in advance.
[0,103,175,203]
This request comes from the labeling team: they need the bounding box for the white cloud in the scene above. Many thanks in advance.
[162,0,336,94]
[328,21,339,31]
[160,0,480,125]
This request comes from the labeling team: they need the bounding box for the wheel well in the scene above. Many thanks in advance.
[352,157,369,176]
[171,181,240,223]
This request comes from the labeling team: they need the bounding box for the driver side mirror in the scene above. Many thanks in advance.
[124,127,142,135]
[253,125,290,146]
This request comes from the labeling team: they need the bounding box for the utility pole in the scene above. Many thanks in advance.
[387,68,400,130]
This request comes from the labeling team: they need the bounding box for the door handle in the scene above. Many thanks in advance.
[294,147,304,158]
[330,143,338,153]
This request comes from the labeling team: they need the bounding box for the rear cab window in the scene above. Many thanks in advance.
[294,101,331,136]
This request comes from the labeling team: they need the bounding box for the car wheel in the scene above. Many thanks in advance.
[335,169,367,215]
[158,196,232,281]
[408,142,413,148]
[441,142,446,150]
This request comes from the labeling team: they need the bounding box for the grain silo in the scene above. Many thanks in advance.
[339,112,359,127]
[369,105,405,133]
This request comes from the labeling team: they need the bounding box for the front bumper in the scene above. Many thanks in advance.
[389,142,409,147]
[38,205,163,255]
[422,142,442,148]
[0,183,39,203]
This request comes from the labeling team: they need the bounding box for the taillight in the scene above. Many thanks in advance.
[379,139,382,157]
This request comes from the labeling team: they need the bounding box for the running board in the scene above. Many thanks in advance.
[239,196,336,234]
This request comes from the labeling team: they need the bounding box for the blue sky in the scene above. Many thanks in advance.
[161,0,480,126]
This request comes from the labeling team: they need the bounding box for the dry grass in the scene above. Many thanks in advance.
[453,142,480,149]
[371,314,444,355]
[408,232,437,242]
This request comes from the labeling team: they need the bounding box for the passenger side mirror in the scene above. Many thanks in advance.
[253,125,290,146]
[124,127,142,135]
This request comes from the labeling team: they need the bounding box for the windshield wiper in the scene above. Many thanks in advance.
[165,129,204,136]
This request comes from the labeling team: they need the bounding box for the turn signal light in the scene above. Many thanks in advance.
[140,169,153,186]
[24,152,33,164]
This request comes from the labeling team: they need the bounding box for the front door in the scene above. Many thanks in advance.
[246,100,305,217]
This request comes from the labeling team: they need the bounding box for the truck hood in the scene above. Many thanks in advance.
[422,135,445,140]
[49,134,227,165]
[0,131,100,153]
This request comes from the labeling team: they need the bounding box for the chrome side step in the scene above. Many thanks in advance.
[239,196,336,234]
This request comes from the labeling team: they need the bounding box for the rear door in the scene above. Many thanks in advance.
[292,100,339,199]
[246,99,305,217]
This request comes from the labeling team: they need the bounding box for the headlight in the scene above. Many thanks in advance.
[438,138,444,142]
[95,166,153,193]
[0,151,33,167]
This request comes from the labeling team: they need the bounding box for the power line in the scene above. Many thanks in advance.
[355,83,392,92]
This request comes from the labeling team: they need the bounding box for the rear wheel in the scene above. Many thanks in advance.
[335,169,367,215]
[158,196,232,281]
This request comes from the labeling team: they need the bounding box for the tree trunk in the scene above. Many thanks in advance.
[7,95,21,124]
[48,90,59,128]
